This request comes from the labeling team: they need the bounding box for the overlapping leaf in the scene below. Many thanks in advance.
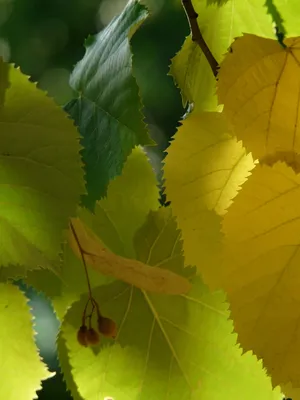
[170,0,274,112]
[163,111,255,288]
[25,146,160,320]
[68,216,192,295]
[272,0,300,37]
[217,33,300,160]
[65,0,154,211]
[0,62,84,273]
[0,282,53,400]
[221,161,300,387]
[61,209,281,400]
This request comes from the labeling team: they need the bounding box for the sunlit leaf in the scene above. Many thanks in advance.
[0,282,54,400]
[222,161,300,387]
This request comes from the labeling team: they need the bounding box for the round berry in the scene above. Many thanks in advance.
[97,316,117,338]
[86,327,100,345]
[77,325,88,347]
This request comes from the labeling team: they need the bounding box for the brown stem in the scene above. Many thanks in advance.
[69,220,93,300]
[182,0,219,77]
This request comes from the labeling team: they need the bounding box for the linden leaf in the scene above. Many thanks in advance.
[25,146,160,319]
[68,215,192,295]
[163,111,255,288]
[65,0,154,211]
[217,33,300,160]
[0,282,54,400]
[170,0,274,111]
[206,0,230,5]
[222,161,300,387]
[272,0,300,37]
[60,209,281,400]
[0,62,85,272]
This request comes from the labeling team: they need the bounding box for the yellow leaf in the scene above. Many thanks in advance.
[217,34,300,160]
[163,111,255,289]
[68,217,192,295]
[170,0,274,112]
[221,161,300,387]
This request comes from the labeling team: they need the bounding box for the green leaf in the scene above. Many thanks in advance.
[25,146,159,320]
[65,0,154,212]
[170,0,274,111]
[272,0,300,37]
[0,63,85,273]
[60,209,281,399]
[0,282,53,400]
[206,0,229,4]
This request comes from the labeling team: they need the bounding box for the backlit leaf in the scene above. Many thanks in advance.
[222,161,300,387]
[68,215,192,295]
[0,282,53,400]
[0,62,84,273]
[25,146,160,319]
[61,210,281,399]
[217,33,300,160]
[163,111,255,288]
[170,0,273,111]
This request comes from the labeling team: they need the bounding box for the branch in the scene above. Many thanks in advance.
[182,0,219,77]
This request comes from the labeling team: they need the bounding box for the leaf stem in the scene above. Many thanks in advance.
[69,220,93,300]
[181,0,219,77]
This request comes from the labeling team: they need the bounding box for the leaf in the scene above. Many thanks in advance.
[25,146,160,319]
[0,62,85,273]
[206,0,230,5]
[64,0,154,211]
[163,111,255,288]
[221,161,300,387]
[60,209,281,400]
[170,0,274,111]
[0,282,54,400]
[280,382,300,400]
[68,215,192,295]
[217,33,300,160]
[271,0,300,37]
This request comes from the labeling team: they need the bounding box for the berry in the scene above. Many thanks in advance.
[77,325,88,347]
[86,327,100,346]
[97,316,117,338]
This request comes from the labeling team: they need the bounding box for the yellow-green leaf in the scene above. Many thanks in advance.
[68,215,192,295]
[0,63,85,272]
[217,34,300,160]
[0,282,54,400]
[61,208,281,400]
[222,161,300,387]
[170,0,274,111]
[25,146,160,319]
[163,111,255,288]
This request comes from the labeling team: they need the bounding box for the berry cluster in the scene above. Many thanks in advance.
[69,220,117,347]
[77,297,117,347]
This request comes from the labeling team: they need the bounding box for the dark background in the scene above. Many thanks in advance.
[0,0,189,398]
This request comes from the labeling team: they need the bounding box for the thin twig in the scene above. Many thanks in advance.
[69,220,93,300]
[182,0,219,77]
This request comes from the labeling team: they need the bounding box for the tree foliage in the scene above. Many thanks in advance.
[1,0,300,399]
